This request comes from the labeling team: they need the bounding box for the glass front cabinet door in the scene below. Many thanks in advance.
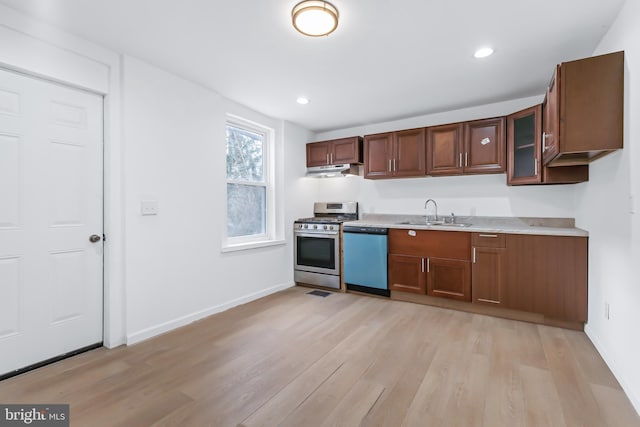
[507,105,542,185]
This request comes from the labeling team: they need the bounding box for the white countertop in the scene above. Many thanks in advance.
[344,214,588,237]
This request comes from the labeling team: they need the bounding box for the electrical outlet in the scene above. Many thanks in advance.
[604,302,610,320]
[141,200,159,216]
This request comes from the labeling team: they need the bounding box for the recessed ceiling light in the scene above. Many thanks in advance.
[474,47,494,59]
[297,97,310,105]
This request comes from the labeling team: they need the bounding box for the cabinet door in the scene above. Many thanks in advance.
[426,123,463,176]
[427,258,471,301]
[464,117,506,174]
[542,66,560,165]
[364,133,393,178]
[504,234,587,322]
[306,142,330,167]
[388,254,426,294]
[393,128,426,177]
[472,247,505,306]
[332,137,362,164]
[507,105,542,185]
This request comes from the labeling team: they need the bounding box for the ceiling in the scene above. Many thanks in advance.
[0,0,625,133]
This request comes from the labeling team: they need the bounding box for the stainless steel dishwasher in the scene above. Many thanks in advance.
[343,226,389,297]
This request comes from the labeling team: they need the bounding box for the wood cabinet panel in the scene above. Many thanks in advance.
[543,51,624,166]
[364,133,393,178]
[306,137,362,167]
[426,123,463,176]
[471,232,505,248]
[394,128,425,176]
[509,104,589,185]
[306,142,331,167]
[364,129,425,179]
[472,247,505,306]
[427,258,471,301]
[504,234,588,322]
[464,117,506,174]
[388,254,426,294]
[388,229,470,260]
[332,137,362,164]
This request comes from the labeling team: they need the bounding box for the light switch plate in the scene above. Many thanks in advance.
[141,200,159,215]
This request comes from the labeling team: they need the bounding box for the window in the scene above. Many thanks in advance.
[225,115,275,247]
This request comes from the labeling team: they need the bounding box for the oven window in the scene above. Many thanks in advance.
[296,236,335,269]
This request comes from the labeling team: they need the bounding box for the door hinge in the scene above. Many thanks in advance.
[102,234,107,242]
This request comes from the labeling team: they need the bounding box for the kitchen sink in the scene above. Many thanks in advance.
[395,220,472,227]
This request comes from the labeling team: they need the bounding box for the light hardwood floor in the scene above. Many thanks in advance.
[1,286,638,426]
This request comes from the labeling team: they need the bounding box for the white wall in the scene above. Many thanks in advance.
[314,96,579,219]
[575,0,640,413]
[0,3,318,346]
[122,56,315,343]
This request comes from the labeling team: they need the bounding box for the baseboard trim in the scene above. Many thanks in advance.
[126,281,295,345]
[585,324,640,417]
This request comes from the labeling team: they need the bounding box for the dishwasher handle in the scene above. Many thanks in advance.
[343,226,388,235]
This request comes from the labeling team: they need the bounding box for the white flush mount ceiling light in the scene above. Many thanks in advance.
[292,1,339,37]
[297,97,310,105]
[474,47,494,59]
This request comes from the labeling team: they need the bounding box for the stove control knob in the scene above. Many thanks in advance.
[313,225,318,229]
[323,225,328,230]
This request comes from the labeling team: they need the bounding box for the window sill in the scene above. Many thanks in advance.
[221,239,287,253]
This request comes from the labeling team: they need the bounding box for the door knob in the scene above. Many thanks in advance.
[89,234,102,243]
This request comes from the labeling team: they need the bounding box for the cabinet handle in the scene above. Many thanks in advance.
[473,247,477,263]
[421,258,425,273]
[459,153,463,167]
[426,258,430,273]
[542,132,547,151]
[326,153,330,164]
[388,159,392,172]
[534,158,538,176]
[477,298,500,304]
[393,158,397,172]
[465,152,468,167]
[478,234,498,238]
[408,230,417,237]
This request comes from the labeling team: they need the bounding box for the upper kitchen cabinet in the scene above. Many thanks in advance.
[464,117,506,174]
[306,136,363,167]
[542,51,624,167]
[426,118,505,176]
[364,128,425,179]
[507,105,588,185]
[426,123,464,175]
[508,105,542,185]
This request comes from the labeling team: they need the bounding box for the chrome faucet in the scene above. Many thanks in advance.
[424,199,438,222]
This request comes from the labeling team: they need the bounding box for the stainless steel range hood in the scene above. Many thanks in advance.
[305,163,361,178]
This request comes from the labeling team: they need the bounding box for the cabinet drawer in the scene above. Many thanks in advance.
[389,229,470,260]
[471,232,505,248]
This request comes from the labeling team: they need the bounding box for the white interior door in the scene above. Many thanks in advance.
[0,68,103,376]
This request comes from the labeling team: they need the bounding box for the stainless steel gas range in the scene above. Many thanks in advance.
[293,202,358,289]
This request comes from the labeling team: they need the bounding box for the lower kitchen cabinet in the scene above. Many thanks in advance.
[504,234,588,322]
[388,254,426,294]
[472,246,506,305]
[388,229,471,300]
[427,257,471,301]
[471,233,506,306]
[387,228,588,326]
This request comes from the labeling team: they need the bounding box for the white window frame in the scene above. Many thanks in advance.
[223,114,277,250]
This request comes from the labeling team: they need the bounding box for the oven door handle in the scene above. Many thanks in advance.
[294,231,339,238]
